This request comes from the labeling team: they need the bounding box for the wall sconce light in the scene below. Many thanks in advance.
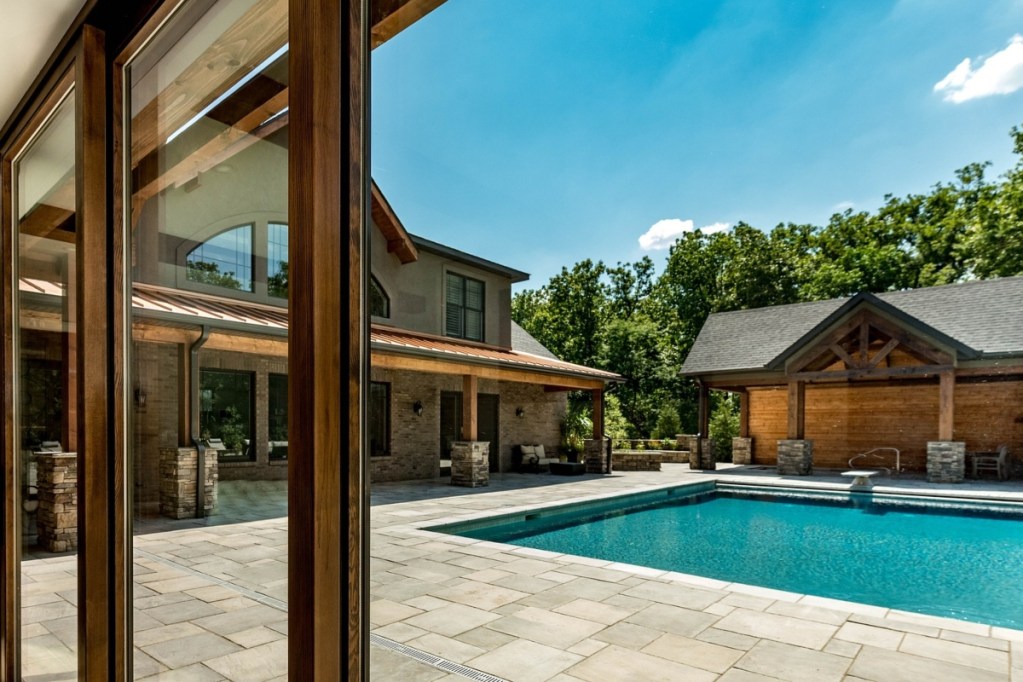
[134,386,147,409]
[515,407,525,418]
[412,400,424,416]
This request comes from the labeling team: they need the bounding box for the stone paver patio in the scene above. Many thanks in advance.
[18,465,1023,680]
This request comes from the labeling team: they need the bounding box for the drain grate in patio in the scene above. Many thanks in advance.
[370,634,508,682]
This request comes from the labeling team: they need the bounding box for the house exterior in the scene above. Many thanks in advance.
[681,277,1023,479]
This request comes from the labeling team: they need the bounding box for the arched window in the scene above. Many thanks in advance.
[371,275,390,318]
[186,224,254,292]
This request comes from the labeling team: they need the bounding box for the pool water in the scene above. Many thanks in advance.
[439,485,1023,628]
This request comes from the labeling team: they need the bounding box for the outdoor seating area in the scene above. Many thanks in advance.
[968,445,1012,481]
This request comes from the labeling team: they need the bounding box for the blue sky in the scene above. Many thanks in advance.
[372,0,1023,289]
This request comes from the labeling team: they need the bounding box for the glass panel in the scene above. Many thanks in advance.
[267,373,287,460]
[369,382,389,456]
[370,276,388,317]
[14,86,78,681]
[186,223,254,291]
[125,0,288,675]
[267,222,288,298]
[200,370,254,461]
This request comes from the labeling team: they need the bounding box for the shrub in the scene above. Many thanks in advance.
[652,404,681,440]
[709,403,740,462]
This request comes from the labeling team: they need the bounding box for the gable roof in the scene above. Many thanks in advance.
[410,234,529,283]
[681,276,1023,376]
[511,321,560,360]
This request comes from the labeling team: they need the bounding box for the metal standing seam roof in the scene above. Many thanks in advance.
[20,279,618,382]
[681,276,1023,375]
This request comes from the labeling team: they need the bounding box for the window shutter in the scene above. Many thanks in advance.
[445,274,463,337]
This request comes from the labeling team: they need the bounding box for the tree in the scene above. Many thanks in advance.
[186,261,243,289]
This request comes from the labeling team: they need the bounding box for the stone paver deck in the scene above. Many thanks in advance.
[17,466,1023,680]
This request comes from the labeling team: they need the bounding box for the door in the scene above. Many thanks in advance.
[439,391,500,472]
[478,394,500,472]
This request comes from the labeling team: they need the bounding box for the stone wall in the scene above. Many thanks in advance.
[584,438,611,474]
[36,452,77,553]
[451,441,489,487]
[732,437,753,465]
[611,452,661,471]
[698,439,717,470]
[160,447,218,519]
[926,441,965,483]
[777,439,813,476]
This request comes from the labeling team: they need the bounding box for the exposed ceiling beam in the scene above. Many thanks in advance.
[371,0,447,49]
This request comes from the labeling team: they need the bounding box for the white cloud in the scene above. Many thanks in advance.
[832,201,855,213]
[638,219,731,250]
[934,35,1023,103]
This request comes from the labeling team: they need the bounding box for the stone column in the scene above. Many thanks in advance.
[160,447,218,519]
[451,441,489,487]
[36,452,78,552]
[777,439,813,476]
[583,438,611,474]
[732,437,753,465]
[699,439,717,470]
[927,441,965,483]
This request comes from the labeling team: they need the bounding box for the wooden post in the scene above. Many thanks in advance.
[738,390,749,439]
[591,389,603,440]
[289,0,367,677]
[697,381,710,437]
[787,380,805,439]
[939,370,955,441]
[62,253,78,452]
[462,374,478,441]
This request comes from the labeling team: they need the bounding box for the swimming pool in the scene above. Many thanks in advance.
[431,483,1023,629]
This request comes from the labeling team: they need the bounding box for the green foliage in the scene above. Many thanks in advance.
[709,395,740,462]
[635,440,646,451]
[559,398,592,455]
[602,393,631,439]
[268,261,289,299]
[186,260,243,290]
[651,404,681,440]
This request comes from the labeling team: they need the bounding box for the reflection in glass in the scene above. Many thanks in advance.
[14,87,78,681]
[125,0,288,676]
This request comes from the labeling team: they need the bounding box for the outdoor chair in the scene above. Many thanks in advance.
[972,445,1010,480]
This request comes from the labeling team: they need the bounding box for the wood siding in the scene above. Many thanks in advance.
[748,380,1023,470]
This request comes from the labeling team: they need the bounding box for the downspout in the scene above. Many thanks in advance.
[190,325,212,518]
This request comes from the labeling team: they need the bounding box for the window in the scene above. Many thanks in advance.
[199,370,255,461]
[445,272,484,341]
[370,275,389,317]
[268,373,288,460]
[369,382,390,456]
[186,224,255,292]
[268,222,288,298]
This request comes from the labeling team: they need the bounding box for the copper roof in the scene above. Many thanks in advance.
[20,278,618,382]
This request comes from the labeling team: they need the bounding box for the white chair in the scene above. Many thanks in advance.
[973,445,1010,480]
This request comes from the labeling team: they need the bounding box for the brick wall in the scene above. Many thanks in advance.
[370,367,567,482]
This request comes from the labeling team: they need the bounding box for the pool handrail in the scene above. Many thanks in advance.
[848,447,902,475]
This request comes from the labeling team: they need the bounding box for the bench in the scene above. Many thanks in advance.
[842,470,878,488]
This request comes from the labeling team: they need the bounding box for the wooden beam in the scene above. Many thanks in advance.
[289,0,365,677]
[787,380,805,439]
[858,320,870,365]
[828,342,858,369]
[17,203,75,244]
[462,374,478,440]
[372,351,607,390]
[591,389,603,440]
[76,25,120,682]
[868,337,900,368]
[178,344,191,446]
[697,381,710,438]
[939,369,955,441]
[131,0,288,164]
[791,364,953,382]
[786,311,867,374]
[132,91,289,222]
[371,0,447,48]
[954,363,1023,378]
[370,182,418,263]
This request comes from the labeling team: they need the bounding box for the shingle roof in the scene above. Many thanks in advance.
[511,321,559,360]
[681,276,1023,375]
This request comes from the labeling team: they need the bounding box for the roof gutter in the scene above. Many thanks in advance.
[190,325,212,519]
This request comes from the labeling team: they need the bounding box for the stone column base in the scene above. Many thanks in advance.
[697,439,717,470]
[777,440,813,476]
[451,441,489,487]
[732,437,753,465]
[583,438,611,474]
[36,452,78,553]
[161,447,218,519]
[927,441,965,483]
[678,434,699,462]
